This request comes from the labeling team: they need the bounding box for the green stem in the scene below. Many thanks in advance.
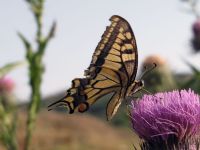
[35,0,43,42]
[188,0,200,18]
[24,57,43,150]
[6,127,17,150]
[35,11,42,42]
[24,2,44,150]
[23,1,55,149]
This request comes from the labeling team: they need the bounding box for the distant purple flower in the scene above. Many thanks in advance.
[193,20,200,36]
[191,36,200,52]
[0,77,15,93]
[131,89,200,150]
[192,19,200,52]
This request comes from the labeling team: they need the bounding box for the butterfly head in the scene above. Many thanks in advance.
[127,80,144,96]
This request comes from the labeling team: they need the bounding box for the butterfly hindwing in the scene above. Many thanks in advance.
[48,15,138,120]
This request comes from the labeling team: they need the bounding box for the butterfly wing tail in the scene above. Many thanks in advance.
[47,95,74,113]
[106,91,122,121]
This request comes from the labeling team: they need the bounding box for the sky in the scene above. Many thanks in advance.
[0,0,200,101]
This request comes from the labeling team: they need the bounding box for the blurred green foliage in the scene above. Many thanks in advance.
[0,96,17,150]
[0,0,55,150]
[0,62,24,78]
[142,64,177,93]
[179,61,200,94]
[0,61,23,150]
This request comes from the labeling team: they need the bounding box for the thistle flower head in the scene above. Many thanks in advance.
[142,55,166,68]
[131,89,200,150]
[0,77,15,93]
[193,19,200,37]
[192,19,200,52]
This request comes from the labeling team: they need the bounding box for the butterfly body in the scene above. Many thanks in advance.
[48,15,143,120]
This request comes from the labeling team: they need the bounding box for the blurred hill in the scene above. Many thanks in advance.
[0,110,139,150]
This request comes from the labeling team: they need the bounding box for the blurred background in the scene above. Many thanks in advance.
[0,0,200,150]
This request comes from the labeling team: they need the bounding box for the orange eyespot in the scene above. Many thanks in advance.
[78,103,89,113]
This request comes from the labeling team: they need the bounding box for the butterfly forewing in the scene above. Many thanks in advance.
[85,15,138,83]
[48,15,138,120]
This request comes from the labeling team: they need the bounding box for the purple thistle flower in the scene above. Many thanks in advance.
[131,89,200,150]
[193,20,200,37]
[192,19,200,52]
[0,77,15,93]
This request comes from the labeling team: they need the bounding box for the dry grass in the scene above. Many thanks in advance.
[0,110,140,150]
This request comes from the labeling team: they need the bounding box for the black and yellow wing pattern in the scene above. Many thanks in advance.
[48,15,138,120]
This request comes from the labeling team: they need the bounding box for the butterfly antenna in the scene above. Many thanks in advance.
[141,88,163,101]
[47,95,67,111]
[139,63,157,80]
[141,88,152,95]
